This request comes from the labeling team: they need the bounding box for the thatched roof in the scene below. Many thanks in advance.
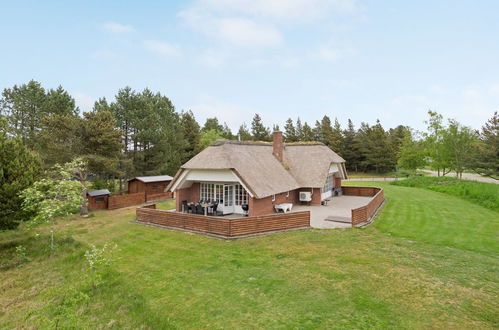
[179,140,346,199]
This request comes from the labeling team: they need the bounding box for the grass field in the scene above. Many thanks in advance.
[391,176,499,212]
[1,183,498,329]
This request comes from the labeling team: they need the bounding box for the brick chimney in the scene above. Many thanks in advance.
[272,131,284,162]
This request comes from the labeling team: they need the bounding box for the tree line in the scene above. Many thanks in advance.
[1,80,497,230]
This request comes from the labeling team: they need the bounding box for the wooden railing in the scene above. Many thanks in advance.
[346,187,384,226]
[136,208,310,238]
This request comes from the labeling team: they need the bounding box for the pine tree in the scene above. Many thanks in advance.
[359,120,396,172]
[222,123,234,139]
[238,123,252,141]
[331,118,343,154]
[40,114,82,167]
[284,118,297,142]
[45,86,79,116]
[296,118,304,141]
[80,109,122,176]
[302,122,314,141]
[180,110,201,160]
[472,112,499,178]
[341,119,363,172]
[251,114,271,141]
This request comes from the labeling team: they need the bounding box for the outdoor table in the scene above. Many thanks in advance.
[274,203,293,213]
[200,202,211,216]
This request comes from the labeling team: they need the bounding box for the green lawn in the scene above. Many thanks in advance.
[391,176,499,212]
[1,185,498,329]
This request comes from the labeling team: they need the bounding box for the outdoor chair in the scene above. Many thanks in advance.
[181,200,189,213]
[196,204,204,215]
[209,201,220,216]
[241,204,249,216]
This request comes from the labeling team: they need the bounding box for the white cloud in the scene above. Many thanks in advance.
[143,40,181,57]
[179,0,359,48]
[216,18,282,47]
[182,0,360,22]
[102,21,135,33]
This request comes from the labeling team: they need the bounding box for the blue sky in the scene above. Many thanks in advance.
[1,0,498,131]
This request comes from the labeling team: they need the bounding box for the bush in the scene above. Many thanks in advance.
[391,176,499,212]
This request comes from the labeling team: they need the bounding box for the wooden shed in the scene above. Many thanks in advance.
[127,175,173,201]
[87,189,110,210]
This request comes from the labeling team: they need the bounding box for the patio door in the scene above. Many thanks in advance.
[223,184,235,214]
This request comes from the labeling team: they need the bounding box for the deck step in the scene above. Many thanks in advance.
[324,216,351,223]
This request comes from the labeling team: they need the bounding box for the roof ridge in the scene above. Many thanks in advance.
[212,140,325,147]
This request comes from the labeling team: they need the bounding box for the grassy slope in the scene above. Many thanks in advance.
[391,176,499,212]
[1,186,498,329]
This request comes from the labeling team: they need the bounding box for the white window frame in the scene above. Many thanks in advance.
[321,173,334,194]
[234,184,248,206]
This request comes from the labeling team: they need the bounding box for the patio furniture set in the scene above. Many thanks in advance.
[181,200,249,216]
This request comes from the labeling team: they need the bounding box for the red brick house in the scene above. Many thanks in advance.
[127,175,173,200]
[167,131,348,217]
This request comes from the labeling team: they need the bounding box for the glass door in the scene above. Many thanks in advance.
[223,184,235,214]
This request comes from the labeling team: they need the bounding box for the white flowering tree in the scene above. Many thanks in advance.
[21,161,83,253]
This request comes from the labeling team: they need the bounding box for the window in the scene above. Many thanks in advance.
[200,183,215,201]
[215,184,223,204]
[321,173,334,193]
[95,197,105,203]
[151,184,159,192]
[224,185,233,206]
[234,184,248,205]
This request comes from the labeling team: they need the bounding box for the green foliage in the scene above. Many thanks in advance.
[84,243,118,288]
[180,110,201,160]
[80,109,122,176]
[0,80,78,151]
[91,177,107,190]
[110,87,186,176]
[251,113,271,141]
[391,176,499,212]
[237,123,252,141]
[357,120,396,172]
[469,112,498,178]
[202,117,224,132]
[0,131,43,230]
[21,161,83,251]
[341,119,362,171]
[397,130,427,170]
[301,122,314,141]
[199,129,224,149]
[284,118,297,142]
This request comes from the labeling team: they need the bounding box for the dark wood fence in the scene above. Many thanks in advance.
[108,192,146,210]
[146,192,172,202]
[136,208,310,238]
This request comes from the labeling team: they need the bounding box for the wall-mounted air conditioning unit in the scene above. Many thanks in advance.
[299,191,312,202]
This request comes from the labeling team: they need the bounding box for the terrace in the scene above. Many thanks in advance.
[138,186,384,237]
